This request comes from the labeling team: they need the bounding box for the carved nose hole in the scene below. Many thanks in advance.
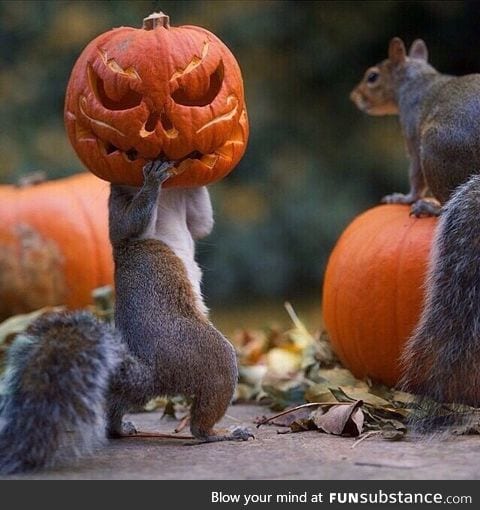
[144,111,160,133]
[160,112,174,131]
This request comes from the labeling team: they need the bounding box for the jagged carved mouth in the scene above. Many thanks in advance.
[68,105,247,172]
[100,140,205,166]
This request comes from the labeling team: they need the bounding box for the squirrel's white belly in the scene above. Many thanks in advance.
[141,189,208,317]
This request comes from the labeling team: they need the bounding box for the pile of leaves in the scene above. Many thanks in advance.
[1,294,479,443]
[230,303,413,441]
[232,303,480,442]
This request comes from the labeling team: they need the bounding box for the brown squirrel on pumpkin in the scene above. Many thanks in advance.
[0,160,252,475]
[351,37,480,429]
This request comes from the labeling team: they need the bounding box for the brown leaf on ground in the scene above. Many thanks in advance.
[312,400,364,436]
[231,303,480,439]
[315,367,362,388]
[254,406,313,428]
[304,383,338,404]
[289,418,318,432]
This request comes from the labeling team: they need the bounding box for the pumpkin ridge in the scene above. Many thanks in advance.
[393,208,418,381]
[351,211,388,380]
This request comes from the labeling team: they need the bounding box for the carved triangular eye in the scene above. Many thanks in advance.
[88,64,142,110]
[172,61,224,107]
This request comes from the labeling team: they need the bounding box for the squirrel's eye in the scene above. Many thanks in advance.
[367,71,379,84]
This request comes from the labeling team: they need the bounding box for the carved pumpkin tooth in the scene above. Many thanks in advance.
[200,154,219,169]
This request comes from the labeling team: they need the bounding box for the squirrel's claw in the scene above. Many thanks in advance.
[410,199,442,217]
[107,420,138,438]
[229,426,255,441]
[143,160,176,183]
[191,426,255,444]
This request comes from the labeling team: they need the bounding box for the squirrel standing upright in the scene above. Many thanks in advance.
[351,38,480,424]
[0,160,251,475]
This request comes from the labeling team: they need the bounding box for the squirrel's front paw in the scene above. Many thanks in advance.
[107,420,138,438]
[229,426,255,441]
[381,192,417,205]
[410,199,442,217]
[143,160,176,184]
[193,426,255,444]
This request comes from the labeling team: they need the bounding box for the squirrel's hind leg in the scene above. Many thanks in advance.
[177,322,254,443]
[106,354,156,438]
[190,395,254,443]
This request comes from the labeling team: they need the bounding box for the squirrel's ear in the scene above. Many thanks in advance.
[388,37,406,65]
[409,39,428,61]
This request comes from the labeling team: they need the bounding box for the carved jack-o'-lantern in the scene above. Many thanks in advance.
[64,12,249,187]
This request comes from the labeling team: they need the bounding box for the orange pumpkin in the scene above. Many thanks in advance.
[0,173,112,320]
[64,12,249,188]
[322,204,437,387]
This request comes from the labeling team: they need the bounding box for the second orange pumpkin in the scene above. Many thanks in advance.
[0,173,112,320]
[322,204,438,387]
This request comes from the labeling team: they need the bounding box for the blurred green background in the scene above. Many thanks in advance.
[1,0,479,327]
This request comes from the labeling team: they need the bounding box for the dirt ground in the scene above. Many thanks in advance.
[3,403,479,480]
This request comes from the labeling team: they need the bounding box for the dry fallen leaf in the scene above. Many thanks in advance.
[255,406,313,428]
[304,383,339,404]
[266,347,302,376]
[312,400,364,437]
[224,304,480,439]
[314,367,362,387]
[333,386,392,408]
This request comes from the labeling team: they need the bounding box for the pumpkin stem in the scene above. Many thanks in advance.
[142,12,170,30]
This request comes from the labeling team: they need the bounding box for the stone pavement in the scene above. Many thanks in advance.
[5,404,480,480]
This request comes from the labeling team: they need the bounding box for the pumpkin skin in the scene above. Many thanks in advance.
[322,204,438,387]
[0,173,112,320]
[64,12,249,187]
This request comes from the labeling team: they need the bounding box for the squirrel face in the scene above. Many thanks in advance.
[350,61,399,116]
[350,37,430,116]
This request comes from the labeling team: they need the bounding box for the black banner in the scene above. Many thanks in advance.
[0,480,478,509]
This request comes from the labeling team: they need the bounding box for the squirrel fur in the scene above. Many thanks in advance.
[0,312,121,474]
[351,38,480,429]
[0,161,250,475]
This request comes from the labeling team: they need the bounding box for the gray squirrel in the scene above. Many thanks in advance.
[351,37,480,428]
[0,160,252,475]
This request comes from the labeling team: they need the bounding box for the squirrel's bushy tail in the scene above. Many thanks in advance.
[401,175,480,433]
[0,311,122,475]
